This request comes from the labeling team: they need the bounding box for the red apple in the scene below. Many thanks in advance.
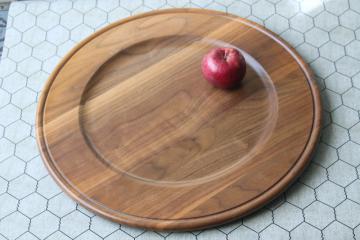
[201,47,246,89]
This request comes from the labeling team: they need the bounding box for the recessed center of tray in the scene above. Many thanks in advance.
[80,35,278,184]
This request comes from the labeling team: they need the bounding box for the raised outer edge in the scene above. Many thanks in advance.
[36,9,322,231]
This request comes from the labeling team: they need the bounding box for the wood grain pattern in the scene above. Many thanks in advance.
[36,9,322,230]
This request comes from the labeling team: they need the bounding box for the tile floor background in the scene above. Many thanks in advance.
[0,0,360,239]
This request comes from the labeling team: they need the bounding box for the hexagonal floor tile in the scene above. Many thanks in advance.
[71,25,94,42]
[73,0,96,13]
[346,180,360,204]
[0,193,18,218]
[15,137,39,162]
[30,211,59,239]
[310,57,335,78]
[346,40,360,60]
[8,174,37,199]
[196,230,226,240]
[290,222,321,240]
[320,42,345,62]
[354,72,360,89]
[97,0,119,11]
[37,11,60,31]
[7,1,25,17]
[296,43,319,62]
[120,224,145,238]
[26,1,49,15]
[136,232,164,240]
[322,90,342,111]
[90,216,119,238]
[316,181,346,207]
[252,0,275,20]
[49,0,72,14]
[46,231,72,240]
[343,88,360,110]
[304,201,335,229]
[336,56,360,77]
[33,41,56,61]
[218,221,242,234]
[328,160,357,187]
[305,28,330,47]
[0,58,16,78]
[13,11,35,32]
[48,192,77,217]
[5,120,31,143]
[264,14,289,33]
[108,7,131,23]
[0,178,7,195]
[0,89,11,109]
[338,141,360,166]
[260,224,289,240]
[11,88,37,109]
[228,226,258,240]
[339,10,360,30]
[290,13,313,33]
[325,0,349,15]
[281,29,304,48]
[42,56,61,74]
[243,208,272,232]
[2,72,26,94]
[350,123,360,144]
[276,0,299,18]
[37,175,62,199]
[47,26,69,45]
[60,9,83,30]
[60,211,90,238]
[315,11,338,31]
[57,40,76,57]
[0,212,29,239]
[332,106,359,128]
[300,163,327,188]
[227,1,251,18]
[286,182,315,208]
[0,156,25,181]
[18,56,42,76]
[25,156,48,180]
[119,0,142,11]
[323,221,353,240]
[77,205,95,218]
[313,143,338,168]
[322,124,349,148]
[76,230,102,240]
[300,0,324,16]
[0,138,15,162]
[335,199,360,228]
[8,43,31,62]
[84,8,107,28]
[274,202,303,231]
[4,28,22,48]
[144,0,166,9]
[27,71,48,92]
[16,232,38,240]
[18,193,47,218]
[330,26,355,45]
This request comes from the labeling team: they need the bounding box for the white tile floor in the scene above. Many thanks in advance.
[0,0,360,239]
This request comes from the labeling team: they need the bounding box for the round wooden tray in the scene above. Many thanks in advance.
[36,9,321,231]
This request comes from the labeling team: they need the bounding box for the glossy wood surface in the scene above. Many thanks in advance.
[36,9,321,230]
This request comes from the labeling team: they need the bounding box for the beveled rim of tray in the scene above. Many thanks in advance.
[36,8,322,230]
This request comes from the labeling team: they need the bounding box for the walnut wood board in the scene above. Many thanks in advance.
[36,9,322,231]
